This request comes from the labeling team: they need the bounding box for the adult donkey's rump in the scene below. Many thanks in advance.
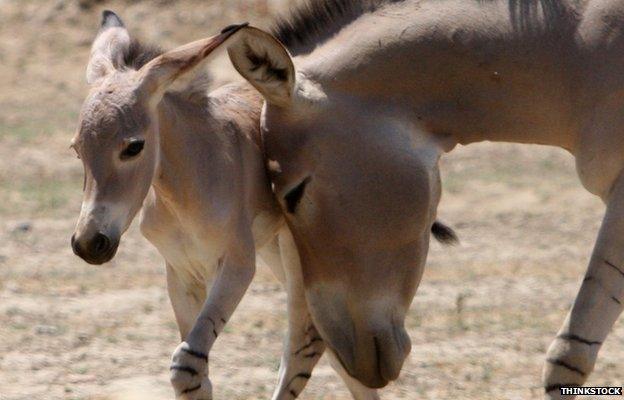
[227,0,624,397]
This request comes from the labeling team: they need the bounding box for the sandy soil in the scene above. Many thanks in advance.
[0,1,622,399]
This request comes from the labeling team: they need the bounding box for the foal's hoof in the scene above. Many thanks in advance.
[170,342,211,400]
[178,377,212,400]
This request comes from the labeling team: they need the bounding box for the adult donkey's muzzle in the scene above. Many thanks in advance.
[71,231,119,265]
[322,312,412,388]
[306,285,412,388]
[346,322,411,388]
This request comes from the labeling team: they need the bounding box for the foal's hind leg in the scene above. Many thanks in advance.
[271,229,325,400]
[167,263,206,340]
[271,229,380,400]
[543,171,624,399]
[326,350,381,400]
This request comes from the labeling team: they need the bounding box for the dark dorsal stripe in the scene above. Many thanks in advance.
[272,0,404,56]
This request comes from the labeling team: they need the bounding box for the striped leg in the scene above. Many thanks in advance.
[544,172,624,399]
[167,264,214,400]
[271,313,326,399]
[170,229,256,400]
[271,229,325,400]
[272,229,380,400]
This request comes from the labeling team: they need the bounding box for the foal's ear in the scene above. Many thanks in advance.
[86,10,130,85]
[136,24,248,104]
[227,27,295,107]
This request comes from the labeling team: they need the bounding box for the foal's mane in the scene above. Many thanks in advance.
[123,38,163,70]
[122,38,211,98]
[272,0,403,56]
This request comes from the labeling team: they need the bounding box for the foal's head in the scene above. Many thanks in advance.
[228,27,456,388]
[71,11,242,264]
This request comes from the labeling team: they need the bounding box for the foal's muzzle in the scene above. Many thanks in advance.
[71,231,119,265]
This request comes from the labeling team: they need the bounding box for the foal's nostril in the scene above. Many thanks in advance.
[71,231,118,264]
[91,232,111,255]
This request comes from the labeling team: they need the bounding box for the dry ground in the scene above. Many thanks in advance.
[0,1,621,399]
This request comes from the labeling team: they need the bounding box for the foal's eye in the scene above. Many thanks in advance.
[121,139,145,160]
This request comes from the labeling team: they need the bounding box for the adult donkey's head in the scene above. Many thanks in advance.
[71,11,243,264]
[227,20,456,388]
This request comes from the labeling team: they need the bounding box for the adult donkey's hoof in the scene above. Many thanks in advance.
[170,342,212,400]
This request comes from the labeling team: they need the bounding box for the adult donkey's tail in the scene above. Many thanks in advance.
[431,221,459,245]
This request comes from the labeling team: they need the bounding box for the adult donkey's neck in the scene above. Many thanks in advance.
[295,0,591,152]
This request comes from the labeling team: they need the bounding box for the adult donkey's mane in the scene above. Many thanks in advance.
[272,0,403,56]
[273,0,582,56]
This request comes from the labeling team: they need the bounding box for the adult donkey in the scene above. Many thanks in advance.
[70,10,455,400]
[227,0,624,397]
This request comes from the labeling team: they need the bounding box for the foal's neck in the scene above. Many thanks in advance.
[151,92,214,205]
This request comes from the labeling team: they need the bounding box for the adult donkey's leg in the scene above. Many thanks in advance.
[543,171,624,399]
[169,227,256,400]
[271,229,380,400]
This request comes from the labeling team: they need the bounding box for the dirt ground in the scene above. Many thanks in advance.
[0,1,622,399]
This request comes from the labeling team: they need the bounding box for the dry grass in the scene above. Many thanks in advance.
[0,1,621,399]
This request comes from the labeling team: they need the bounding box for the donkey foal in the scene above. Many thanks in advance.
[70,12,282,399]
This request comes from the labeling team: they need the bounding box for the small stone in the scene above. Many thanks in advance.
[12,221,32,233]
[66,373,96,383]
[34,325,59,335]
[74,333,90,346]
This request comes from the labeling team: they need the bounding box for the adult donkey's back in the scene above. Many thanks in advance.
[227,0,624,397]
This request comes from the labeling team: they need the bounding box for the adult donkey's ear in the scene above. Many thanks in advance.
[136,23,249,105]
[227,27,296,107]
[86,10,130,85]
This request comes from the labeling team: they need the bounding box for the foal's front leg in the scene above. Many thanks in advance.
[167,264,212,399]
[169,232,256,400]
[543,172,624,399]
